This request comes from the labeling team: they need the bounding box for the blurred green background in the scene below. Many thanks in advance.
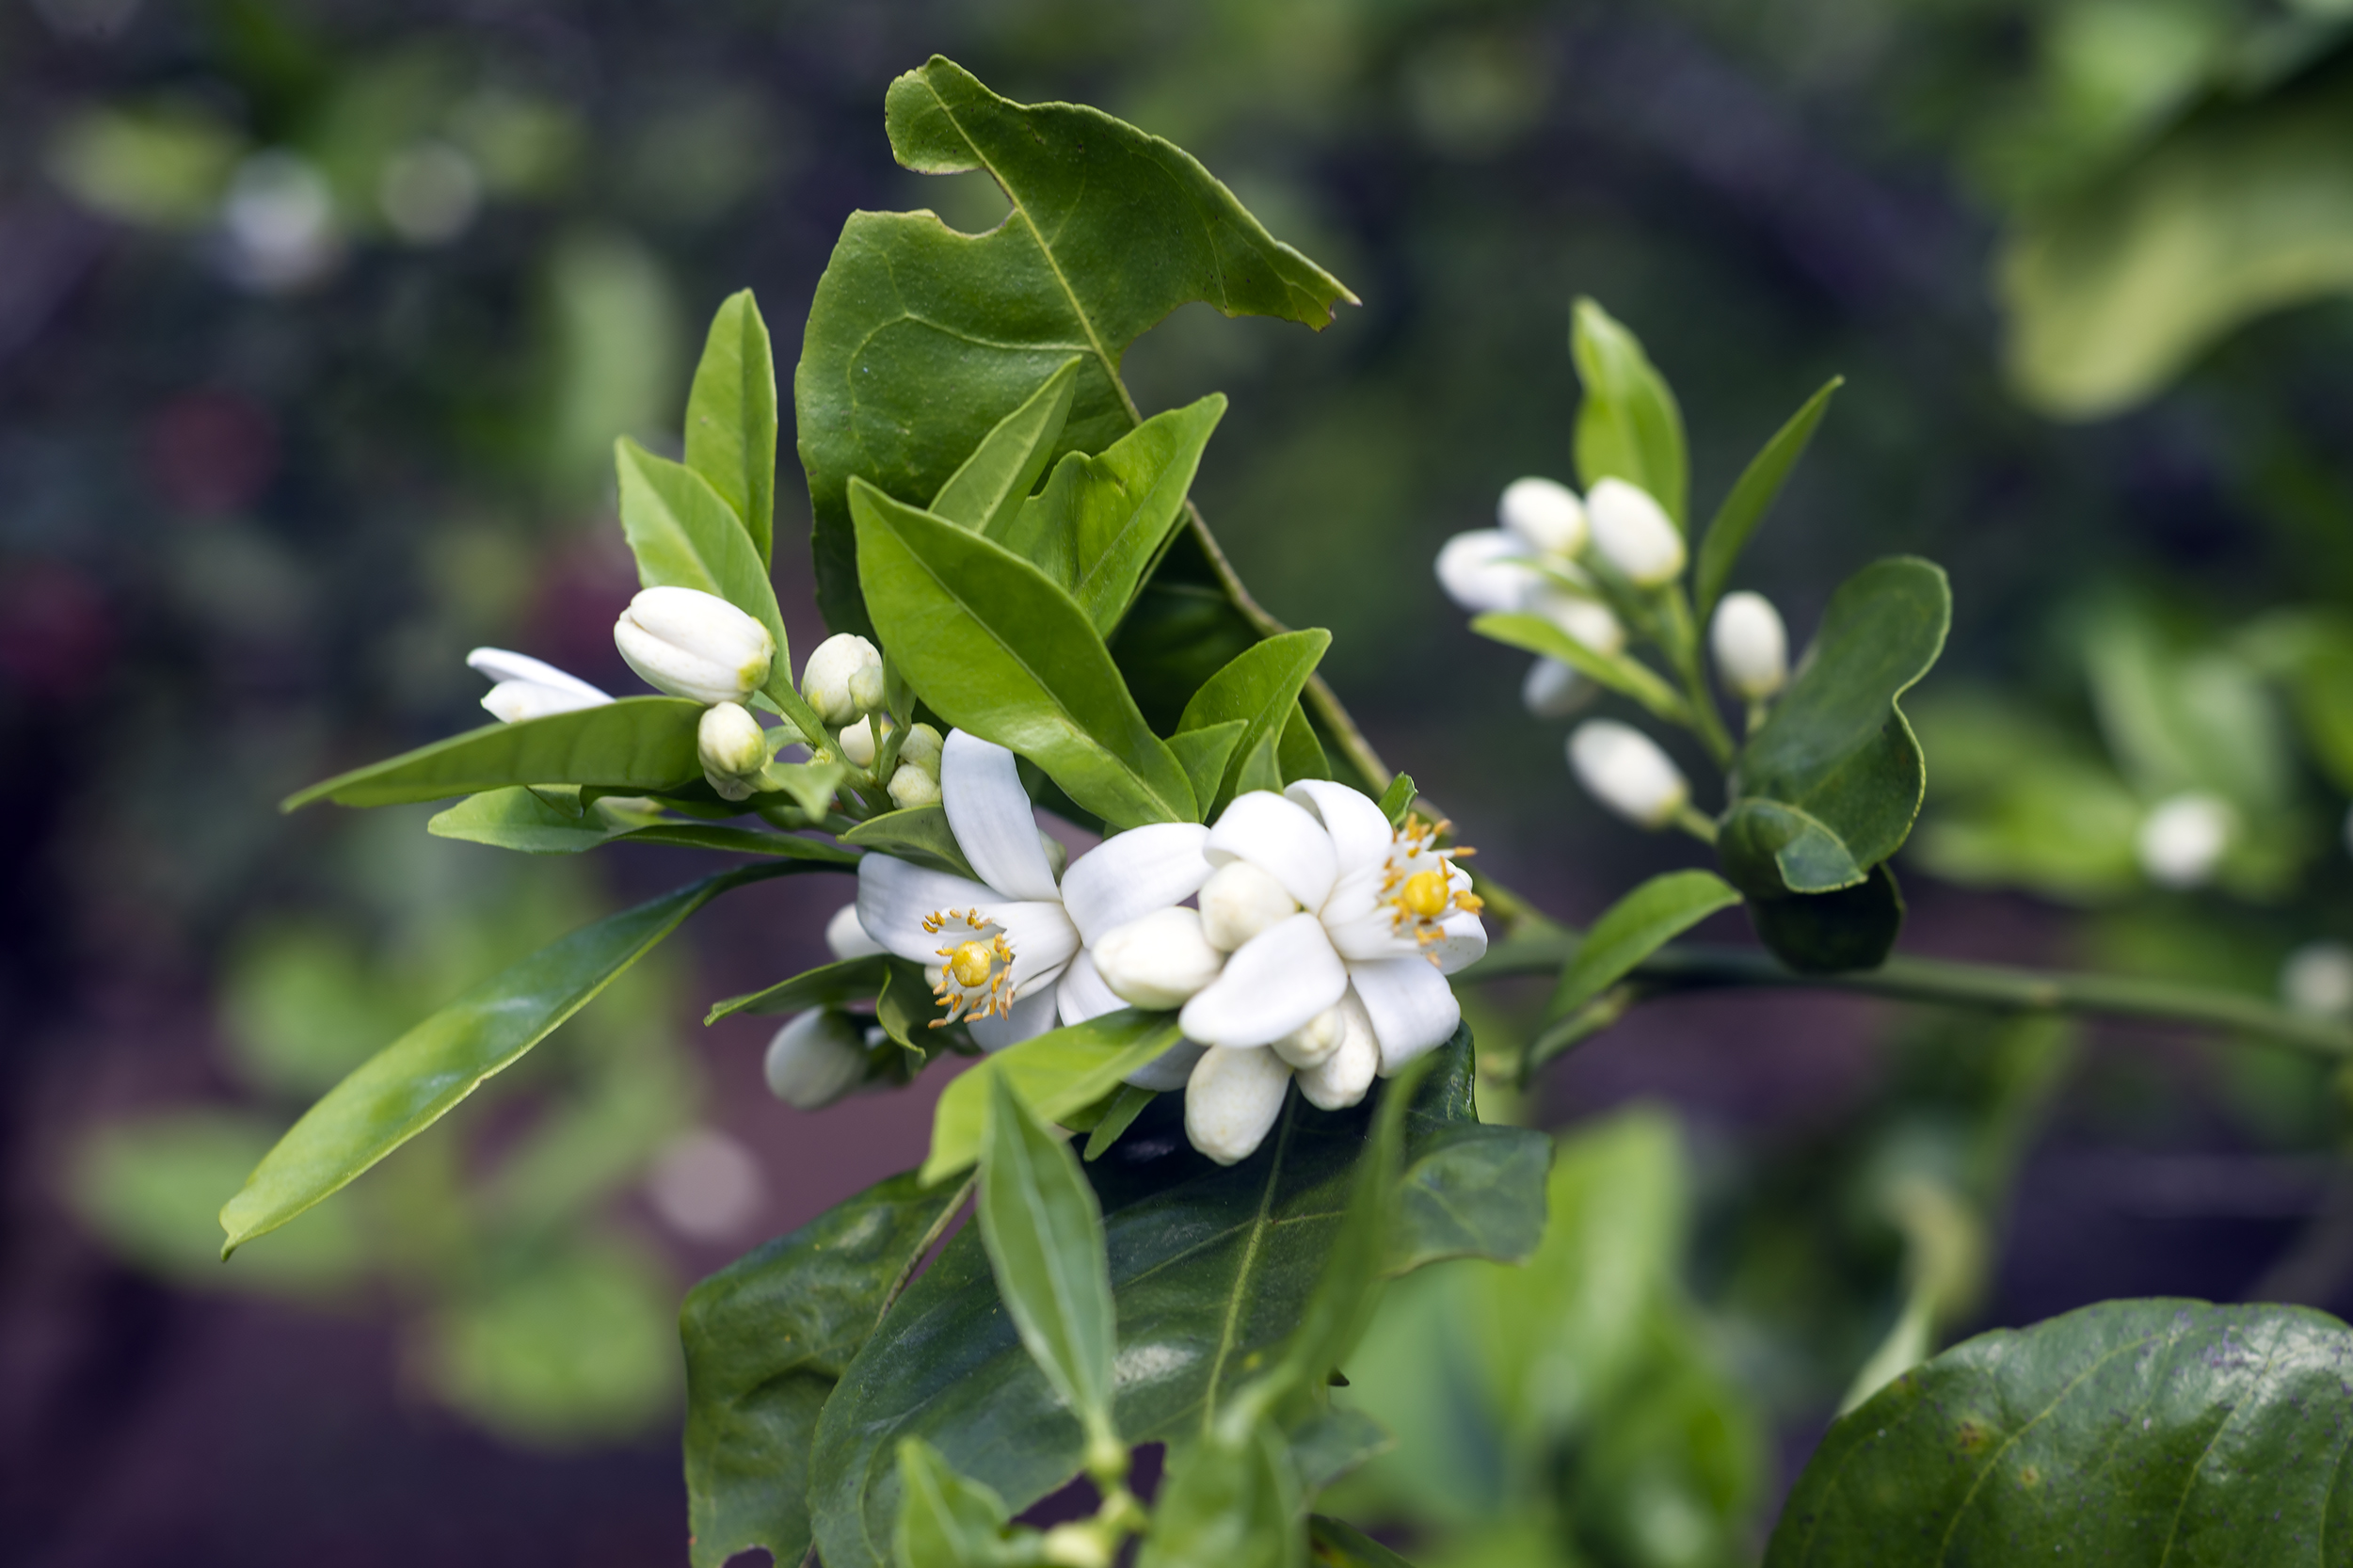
[9,1,2353,1563]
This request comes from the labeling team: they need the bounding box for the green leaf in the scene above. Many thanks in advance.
[842,806,979,880]
[1288,1411,1394,1496]
[1693,377,1841,617]
[920,1011,1184,1184]
[851,478,1196,829]
[705,954,890,1024]
[1549,870,1742,1020]
[1081,1084,1156,1160]
[1746,862,1905,975]
[1470,612,1692,725]
[1169,721,1248,816]
[1374,774,1416,828]
[1278,708,1333,787]
[1308,1516,1418,1568]
[893,1439,1016,1568]
[931,359,1080,536]
[977,1075,1120,1462]
[283,699,709,811]
[1766,1298,2353,1565]
[616,438,791,684]
[1139,1425,1303,1568]
[877,959,952,1062]
[1570,298,1688,527]
[762,760,851,820]
[810,1030,1518,1568]
[1719,557,1951,899]
[795,55,1355,637]
[1176,629,1333,818]
[1389,1124,1552,1275]
[682,288,778,568]
[217,862,800,1255]
[997,396,1227,634]
[427,786,859,861]
[682,1171,968,1568]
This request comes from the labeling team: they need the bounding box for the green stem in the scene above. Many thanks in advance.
[1658,586,1735,767]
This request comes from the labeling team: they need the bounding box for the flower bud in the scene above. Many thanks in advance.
[1568,719,1689,828]
[614,586,776,706]
[888,761,942,809]
[1185,1044,1292,1165]
[1196,859,1300,952]
[897,722,945,779]
[1435,531,1537,616]
[1521,657,1592,719]
[824,903,886,961]
[2137,792,2232,888]
[1497,476,1588,557]
[1585,477,1686,588]
[1710,591,1788,701]
[848,662,888,714]
[467,648,612,724]
[1270,1004,1344,1069]
[1530,586,1625,656]
[763,1010,868,1110]
[1093,906,1225,1010]
[1296,997,1379,1110]
[839,714,890,768]
[697,701,769,801]
[801,632,884,725]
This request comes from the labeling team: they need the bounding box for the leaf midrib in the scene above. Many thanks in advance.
[1199,1099,1299,1435]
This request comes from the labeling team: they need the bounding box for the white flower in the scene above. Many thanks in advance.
[852,729,1214,1052]
[614,585,776,706]
[803,632,885,725]
[1710,590,1788,701]
[698,701,769,801]
[1437,475,1625,709]
[1569,719,1689,828]
[466,648,613,724]
[1585,478,1685,587]
[763,1010,870,1110]
[1166,783,1486,1162]
[2137,792,2232,888]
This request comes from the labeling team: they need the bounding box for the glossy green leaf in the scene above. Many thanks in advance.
[1469,612,1692,725]
[893,1439,1016,1568]
[616,438,791,681]
[1081,1084,1156,1160]
[682,288,777,568]
[931,359,1080,536]
[795,56,1354,637]
[1278,708,1333,787]
[1746,863,1906,975]
[681,1171,968,1568]
[1170,721,1248,816]
[920,1011,1183,1184]
[996,396,1226,634]
[810,1031,1528,1568]
[1176,630,1333,818]
[1374,774,1416,828]
[851,478,1195,829]
[1389,1123,1551,1275]
[842,806,978,880]
[1308,1516,1417,1568]
[283,697,706,811]
[1288,1410,1394,1496]
[1549,870,1742,1019]
[763,760,851,819]
[1693,376,1841,616]
[1719,557,1951,899]
[877,959,951,1061]
[218,862,797,1255]
[977,1075,1120,1460]
[1571,297,1688,527]
[1767,1298,2353,1565]
[705,954,890,1024]
[428,786,860,861]
[1139,1425,1303,1568]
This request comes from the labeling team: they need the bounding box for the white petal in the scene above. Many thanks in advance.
[1284,780,1396,883]
[1197,860,1299,952]
[968,985,1060,1052]
[856,855,997,963]
[467,648,612,703]
[1059,822,1212,945]
[1205,792,1337,911]
[941,730,1061,902]
[1177,912,1348,1048]
[1322,904,1420,966]
[1092,906,1224,1009]
[1434,530,1537,615]
[1296,993,1379,1110]
[1126,1037,1207,1092]
[1431,909,1489,975]
[482,680,607,724]
[987,901,1080,999]
[1056,951,1128,1026]
[1351,956,1462,1074]
[824,903,887,962]
[1184,1045,1293,1164]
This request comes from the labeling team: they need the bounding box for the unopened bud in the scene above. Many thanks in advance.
[2137,792,2232,888]
[897,722,945,779]
[888,761,941,809]
[824,903,885,961]
[1568,719,1689,828]
[801,632,884,725]
[1184,1044,1292,1165]
[1295,997,1379,1110]
[614,586,775,706]
[1521,657,1592,719]
[698,701,769,801]
[763,1010,868,1110]
[1498,476,1588,557]
[1271,1005,1344,1069]
[1530,586,1625,656]
[1710,591,1788,701]
[839,714,890,769]
[1585,478,1685,587]
[467,648,612,724]
[1093,906,1225,1010]
[1196,860,1300,952]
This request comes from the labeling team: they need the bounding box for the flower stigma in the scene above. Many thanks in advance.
[1381,815,1484,960]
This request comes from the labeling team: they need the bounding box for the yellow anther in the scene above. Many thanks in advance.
[1399,870,1452,919]
[949,940,998,988]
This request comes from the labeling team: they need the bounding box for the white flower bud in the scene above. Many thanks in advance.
[898,722,945,779]
[1497,476,1588,557]
[2137,792,2232,888]
[1710,591,1788,701]
[467,648,611,724]
[697,701,769,801]
[763,1010,868,1110]
[1585,477,1686,588]
[801,632,884,725]
[1529,586,1626,656]
[1569,719,1690,828]
[888,761,942,809]
[839,714,890,768]
[1184,1044,1293,1165]
[1521,658,1592,719]
[1435,530,1538,616]
[1093,906,1225,1010]
[1196,859,1300,952]
[1296,996,1379,1110]
[1270,1004,1345,1069]
[2282,942,2353,1018]
[614,586,776,706]
[824,903,886,961]
[848,662,888,714]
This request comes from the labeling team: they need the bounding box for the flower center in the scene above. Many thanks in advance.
[922,907,1016,1024]
[1380,814,1485,960]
